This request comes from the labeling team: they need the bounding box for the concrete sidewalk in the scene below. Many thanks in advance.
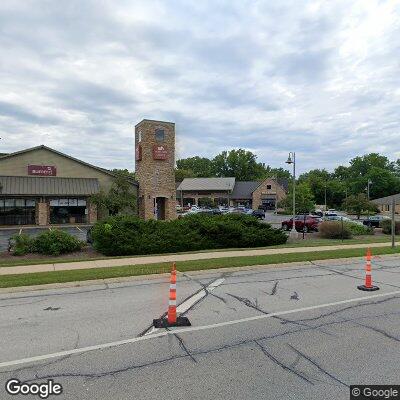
[1,241,399,276]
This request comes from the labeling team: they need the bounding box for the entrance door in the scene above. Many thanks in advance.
[155,197,166,220]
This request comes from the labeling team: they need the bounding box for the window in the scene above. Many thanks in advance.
[138,130,142,143]
[155,128,165,142]
[266,184,272,190]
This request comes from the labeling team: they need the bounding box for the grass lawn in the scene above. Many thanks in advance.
[1,245,399,289]
[1,235,399,268]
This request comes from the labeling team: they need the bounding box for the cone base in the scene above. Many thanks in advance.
[153,316,191,328]
[357,285,380,291]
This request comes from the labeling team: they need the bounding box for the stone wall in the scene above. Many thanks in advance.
[252,178,287,210]
[135,119,177,220]
[36,201,49,226]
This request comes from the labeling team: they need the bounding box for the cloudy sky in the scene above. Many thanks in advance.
[0,0,399,173]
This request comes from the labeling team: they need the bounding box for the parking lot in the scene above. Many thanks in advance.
[0,225,91,252]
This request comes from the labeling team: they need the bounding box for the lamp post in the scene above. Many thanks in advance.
[366,179,372,221]
[286,152,297,239]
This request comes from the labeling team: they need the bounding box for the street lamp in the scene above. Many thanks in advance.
[286,152,297,239]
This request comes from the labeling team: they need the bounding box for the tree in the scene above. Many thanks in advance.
[176,156,213,177]
[342,194,376,219]
[211,149,266,180]
[111,169,136,180]
[91,171,137,216]
[279,182,315,214]
[175,168,196,182]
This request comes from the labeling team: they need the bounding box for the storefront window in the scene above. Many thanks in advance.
[49,198,87,224]
[0,199,36,225]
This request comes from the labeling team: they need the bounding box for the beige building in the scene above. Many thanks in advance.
[372,193,400,214]
[135,119,176,220]
[177,177,288,210]
[0,145,138,226]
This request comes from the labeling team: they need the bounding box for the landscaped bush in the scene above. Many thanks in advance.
[9,233,34,256]
[318,221,352,239]
[381,219,400,235]
[91,213,288,256]
[32,230,85,256]
[343,222,374,236]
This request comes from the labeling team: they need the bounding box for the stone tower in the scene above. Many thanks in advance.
[135,119,177,220]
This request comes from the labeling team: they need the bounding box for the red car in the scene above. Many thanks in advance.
[281,215,321,232]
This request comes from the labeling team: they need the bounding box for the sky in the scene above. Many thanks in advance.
[0,0,399,174]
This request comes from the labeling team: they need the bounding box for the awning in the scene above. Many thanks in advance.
[0,176,100,196]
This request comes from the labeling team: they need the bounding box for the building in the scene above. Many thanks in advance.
[0,145,138,225]
[371,193,400,214]
[135,119,176,220]
[176,177,288,210]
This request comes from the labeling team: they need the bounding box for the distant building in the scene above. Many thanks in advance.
[371,193,400,214]
[176,177,288,210]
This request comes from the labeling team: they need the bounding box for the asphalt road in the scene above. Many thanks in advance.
[1,255,400,399]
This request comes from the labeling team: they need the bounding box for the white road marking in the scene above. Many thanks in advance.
[18,228,22,235]
[144,277,225,336]
[1,289,399,369]
[76,226,83,232]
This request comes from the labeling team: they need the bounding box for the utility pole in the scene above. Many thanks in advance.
[392,197,396,248]
[286,152,297,239]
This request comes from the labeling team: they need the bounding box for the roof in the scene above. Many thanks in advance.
[177,177,236,192]
[0,145,138,186]
[230,181,260,199]
[277,178,289,192]
[0,176,100,196]
[135,119,175,127]
[371,193,400,205]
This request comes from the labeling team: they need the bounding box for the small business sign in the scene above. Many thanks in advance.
[28,165,57,176]
[153,145,168,160]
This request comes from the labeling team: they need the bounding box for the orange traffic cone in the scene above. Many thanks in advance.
[153,262,191,328]
[357,248,379,291]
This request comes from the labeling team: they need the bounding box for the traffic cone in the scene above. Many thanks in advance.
[153,262,191,328]
[357,248,379,291]
[167,262,177,324]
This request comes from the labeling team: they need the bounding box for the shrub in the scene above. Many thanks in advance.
[318,221,352,239]
[381,219,400,235]
[32,229,85,256]
[343,222,374,236]
[10,233,34,256]
[91,213,287,256]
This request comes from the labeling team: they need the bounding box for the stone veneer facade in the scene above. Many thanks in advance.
[252,177,287,210]
[135,119,177,220]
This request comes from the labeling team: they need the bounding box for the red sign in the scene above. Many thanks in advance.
[153,145,168,160]
[28,165,57,176]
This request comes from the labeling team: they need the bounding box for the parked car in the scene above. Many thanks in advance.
[362,215,391,228]
[251,209,265,219]
[281,215,321,232]
[311,209,324,217]
[325,209,338,217]
[324,215,363,225]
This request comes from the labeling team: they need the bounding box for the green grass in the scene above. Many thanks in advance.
[1,245,399,289]
[1,235,399,268]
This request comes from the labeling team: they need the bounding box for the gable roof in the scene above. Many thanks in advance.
[0,145,138,186]
[177,177,236,192]
[230,181,260,199]
[371,193,400,205]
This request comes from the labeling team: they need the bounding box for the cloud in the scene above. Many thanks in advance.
[0,0,399,173]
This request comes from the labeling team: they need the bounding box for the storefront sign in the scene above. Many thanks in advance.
[28,165,57,176]
[153,145,168,160]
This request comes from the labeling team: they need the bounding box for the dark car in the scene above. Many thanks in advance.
[362,215,390,228]
[281,215,321,232]
[251,209,265,219]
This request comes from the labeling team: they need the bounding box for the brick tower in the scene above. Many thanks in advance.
[135,119,177,220]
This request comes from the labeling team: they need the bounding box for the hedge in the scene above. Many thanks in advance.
[91,213,288,256]
[381,219,400,235]
[10,230,85,256]
[318,221,352,239]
